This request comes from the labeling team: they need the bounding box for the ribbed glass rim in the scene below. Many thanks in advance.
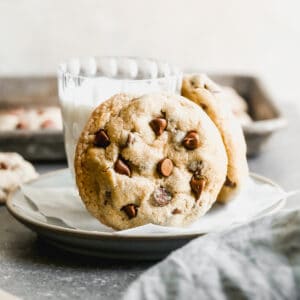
[57,56,182,82]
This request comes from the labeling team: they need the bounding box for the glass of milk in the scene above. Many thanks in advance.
[57,56,182,176]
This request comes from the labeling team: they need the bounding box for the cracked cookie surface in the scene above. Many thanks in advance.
[75,93,227,230]
[182,74,248,203]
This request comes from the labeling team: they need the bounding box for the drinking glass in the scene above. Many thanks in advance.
[57,56,182,176]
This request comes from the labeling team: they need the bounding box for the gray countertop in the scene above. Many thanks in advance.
[1,105,300,300]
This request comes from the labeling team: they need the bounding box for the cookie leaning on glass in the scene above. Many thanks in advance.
[182,74,249,203]
[75,93,228,230]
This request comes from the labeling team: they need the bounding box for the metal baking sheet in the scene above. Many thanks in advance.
[209,74,286,156]
[0,75,286,160]
[0,77,65,161]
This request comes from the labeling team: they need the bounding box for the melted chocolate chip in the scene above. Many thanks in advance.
[126,132,135,146]
[182,131,200,150]
[121,204,138,219]
[94,129,110,148]
[224,176,237,188]
[114,158,131,177]
[200,104,207,110]
[157,158,173,177]
[172,208,182,215]
[41,119,55,129]
[149,118,167,136]
[152,187,172,206]
[16,121,29,130]
[0,162,8,170]
[190,175,206,200]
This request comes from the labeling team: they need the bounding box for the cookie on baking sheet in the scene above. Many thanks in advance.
[0,152,38,203]
[75,93,227,230]
[0,107,62,131]
[220,86,252,126]
[182,74,248,203]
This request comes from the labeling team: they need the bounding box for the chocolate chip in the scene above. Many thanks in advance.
[190,80,198,88]
[149,118,167,136]
[190,175,206,200]
[94,129,110,148]
[200,104,207,110]
[16,121,28,130]
[126,132,135,146]
[157,158,173,177]
[41,119,55,129]
[121,204,138,219]
[204,83,221,94]
[182,131,200,150]
[152,187,172,206]
[114,158,131,177]
[172,208,182,214]
[224,176,237,188]
[105,191,111,199]
[0,162,8,170]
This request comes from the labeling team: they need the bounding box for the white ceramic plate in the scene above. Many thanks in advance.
[6,170,286,260]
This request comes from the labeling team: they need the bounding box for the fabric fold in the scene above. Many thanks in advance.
[122,209,300,300]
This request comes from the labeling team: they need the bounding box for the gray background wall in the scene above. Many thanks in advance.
[0,0,299,106]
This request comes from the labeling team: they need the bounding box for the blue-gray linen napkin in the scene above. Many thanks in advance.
[123,208,300,300]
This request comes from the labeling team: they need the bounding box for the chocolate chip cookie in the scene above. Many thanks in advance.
[182,74,248,203]
[0,107,62,131]
[75,93,227,230]
[0,152,38,203]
